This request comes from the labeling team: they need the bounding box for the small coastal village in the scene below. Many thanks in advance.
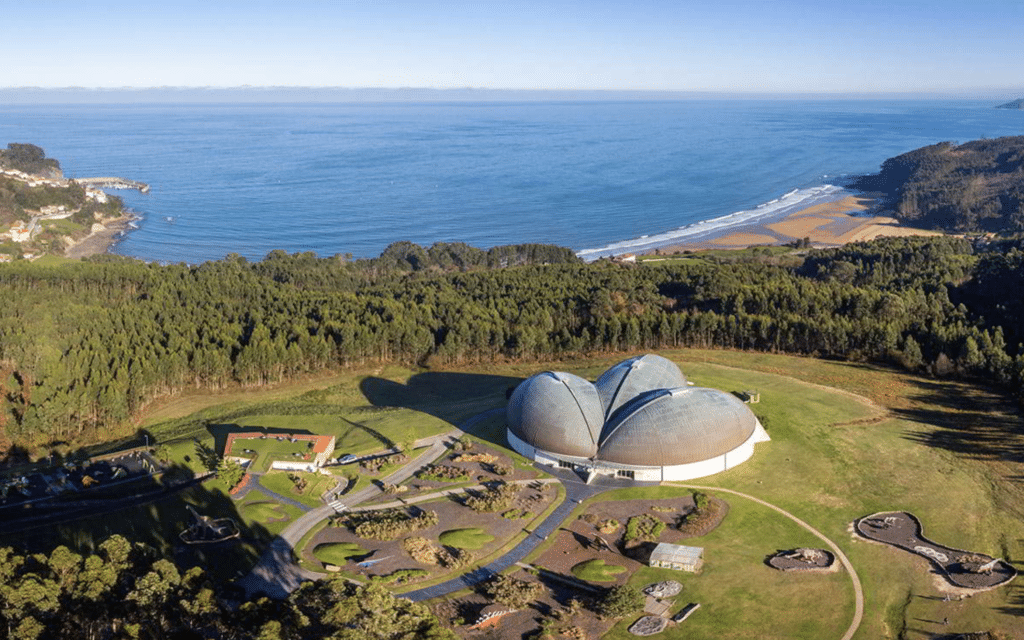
[0,145,144,262]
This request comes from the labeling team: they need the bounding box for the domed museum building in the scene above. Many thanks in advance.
[506,354,769,481]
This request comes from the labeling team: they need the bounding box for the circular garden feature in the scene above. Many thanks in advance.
[767,548,836,572]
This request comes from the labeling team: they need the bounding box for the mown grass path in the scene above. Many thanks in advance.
[666,482,864,640]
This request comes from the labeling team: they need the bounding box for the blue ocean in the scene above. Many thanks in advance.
[1,99,1021,263]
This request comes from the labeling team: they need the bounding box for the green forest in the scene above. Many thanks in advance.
[0,538,454,639]
[2,234,1023,457]
[855,135,1024,232]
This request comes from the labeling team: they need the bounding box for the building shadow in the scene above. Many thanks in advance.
[360,371,524,445]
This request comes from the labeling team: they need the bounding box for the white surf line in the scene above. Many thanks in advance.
[665,483,864,640]
[576,184,847,260]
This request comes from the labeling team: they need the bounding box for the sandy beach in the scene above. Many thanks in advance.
[642,193,944,255]
[63,215,134,260]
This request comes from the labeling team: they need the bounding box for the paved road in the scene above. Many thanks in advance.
[234,471,313,512]
[666,483,864,640]
[402,469,644,601]
[237,429,461,597]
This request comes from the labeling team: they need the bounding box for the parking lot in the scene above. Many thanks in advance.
[0,450,162,507]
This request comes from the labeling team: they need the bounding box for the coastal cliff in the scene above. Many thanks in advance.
[852,136,1024,232]
[996,99,1024,110]
[1,143,141,260]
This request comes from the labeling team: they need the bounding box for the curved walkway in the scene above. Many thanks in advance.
[238,408,505,598]
[238,430,459,597]
[246,475,313,512]
[401,471,620,601]
[666,483,864,640]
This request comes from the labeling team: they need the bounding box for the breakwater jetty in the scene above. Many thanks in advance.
[74,177,150,193]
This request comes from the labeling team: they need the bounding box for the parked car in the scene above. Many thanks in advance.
[337,454,357,464]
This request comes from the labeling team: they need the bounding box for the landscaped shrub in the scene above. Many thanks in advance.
[452,436,473,452]
[382,482,408,495]
[401,536,473,568]
[594,585,644,618]
[451,452,498,464]
[288,472,308,492]
[402,536,439,564]
[483,574,543,609]
[694,491,710,511]
[372,568,429,585]
[465,481,519,512]
[623,514,665,543]
[335,508,438,540]
[677,491,722,535]
[502,508,529,520]
[597,519,620,534]
[488,462,513,476]
[360,452,408,473]
[418,464,470,482]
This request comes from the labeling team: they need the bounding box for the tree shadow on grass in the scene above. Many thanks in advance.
[360,372,525,445]
[896,376,1024,463]
[993,582,1024,617]
[0,462,278,587]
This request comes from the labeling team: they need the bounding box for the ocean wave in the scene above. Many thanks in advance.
[576,184,846,260]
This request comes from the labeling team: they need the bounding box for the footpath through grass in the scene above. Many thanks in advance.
[11,350,1021,637]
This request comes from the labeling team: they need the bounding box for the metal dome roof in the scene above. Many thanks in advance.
[594,354,687,420]
[597,387,756,466]
[506,371,603,459]
[506,355,759,468]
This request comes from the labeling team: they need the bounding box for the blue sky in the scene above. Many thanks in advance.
[6,0,1024,95]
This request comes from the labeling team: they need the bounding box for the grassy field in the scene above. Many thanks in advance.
[479,350,1024,638]
[6,349,1022,638]
[313,542,367,566]
[571,558,626,582]
[438,528,495,550]
[228,435,318,470]
[258,471,335,508]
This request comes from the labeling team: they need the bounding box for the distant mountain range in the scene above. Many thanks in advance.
[996,99,1024,109]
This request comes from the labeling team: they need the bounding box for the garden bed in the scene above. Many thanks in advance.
[302,482,555,581]
[855,511,1016,590]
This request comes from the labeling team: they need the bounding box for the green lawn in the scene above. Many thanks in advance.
[141,367,468,481]
[239,499,303,535]
[36,349,1024,638]
[258,471,336,508]
[313,542,367,566]
[571,559,626,583]
[229,435,318,473]
[438,528,495,550]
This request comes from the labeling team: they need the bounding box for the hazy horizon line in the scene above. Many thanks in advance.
[2,85,1022,104]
